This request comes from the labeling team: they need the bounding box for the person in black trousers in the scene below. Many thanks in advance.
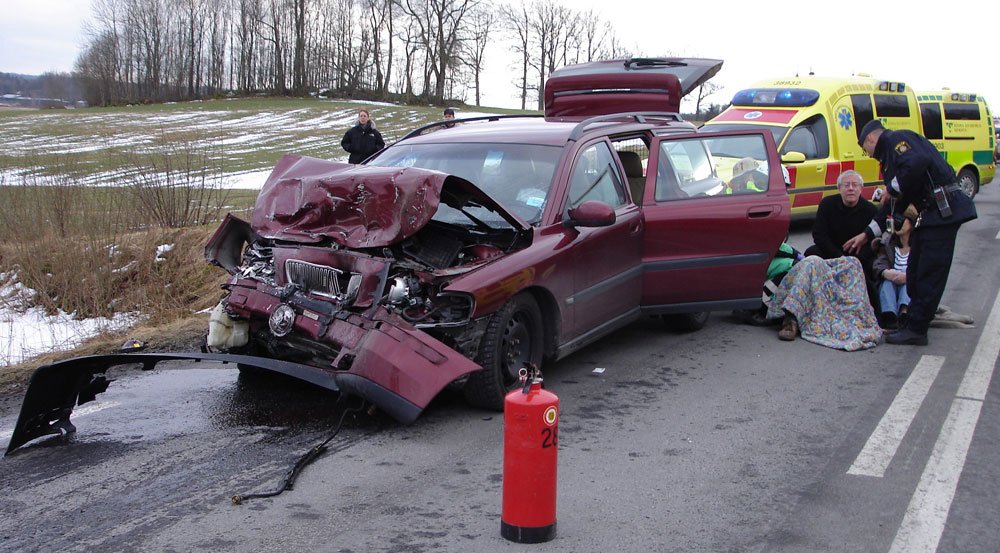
[844,120,977,345]
[341,109,385,164]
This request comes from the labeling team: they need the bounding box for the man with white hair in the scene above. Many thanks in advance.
[803,169,878,271]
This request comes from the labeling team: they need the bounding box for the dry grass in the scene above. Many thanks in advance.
[0,151,240,388]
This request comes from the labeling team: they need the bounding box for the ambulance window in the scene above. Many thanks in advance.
[780,115,829,160]
[943,103,981,120]
[921,103,943,140]
[874,94,910,117]
[851,94,874,142]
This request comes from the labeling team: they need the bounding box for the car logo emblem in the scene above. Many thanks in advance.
[744,111,763,120]
[269,304,296,337]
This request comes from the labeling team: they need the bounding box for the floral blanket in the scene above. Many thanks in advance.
[766,256,882,351]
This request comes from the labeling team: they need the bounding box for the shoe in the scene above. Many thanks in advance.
[778,314,798,341]
[885,327,928,346]
[879,312,898,330]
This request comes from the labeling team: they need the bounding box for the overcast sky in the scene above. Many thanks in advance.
[1,0,998,113]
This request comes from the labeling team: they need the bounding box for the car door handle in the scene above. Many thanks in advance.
[629,220,643,236]
[747,206,775,218]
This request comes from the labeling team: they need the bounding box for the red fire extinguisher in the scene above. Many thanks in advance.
[501,363,558,543]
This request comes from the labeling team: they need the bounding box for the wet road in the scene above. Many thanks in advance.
[2,181,1000,553]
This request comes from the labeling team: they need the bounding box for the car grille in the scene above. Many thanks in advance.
[285,260,345,298]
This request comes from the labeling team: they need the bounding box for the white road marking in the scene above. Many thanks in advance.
[887,291,1000,552]
[847,355,944,477]
[888,398,982,553]
[956,291,1000,400]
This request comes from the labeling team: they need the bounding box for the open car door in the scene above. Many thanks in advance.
[544,57,724,118]
[638,129,791,314]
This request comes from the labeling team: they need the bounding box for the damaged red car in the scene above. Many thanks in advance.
[7,58,790,454]
[201,57,791,419]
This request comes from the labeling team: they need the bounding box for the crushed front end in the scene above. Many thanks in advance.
[205,155,530,423]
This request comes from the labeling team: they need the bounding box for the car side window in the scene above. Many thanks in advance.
[655,134,771,201]
[612,136,650,205]
[568,142,627,208]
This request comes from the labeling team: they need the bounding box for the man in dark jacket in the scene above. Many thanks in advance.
[844,120,977,345]
[341,109,385,164]
[805,169,878,266]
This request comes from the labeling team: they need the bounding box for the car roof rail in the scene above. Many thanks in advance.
[400,114,545,140]
[568,112,684,141]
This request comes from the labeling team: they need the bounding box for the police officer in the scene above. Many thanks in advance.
[341,109,385,164]
[844,120,977,345]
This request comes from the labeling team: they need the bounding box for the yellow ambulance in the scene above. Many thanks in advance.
[701,75,995,217]
[915,90,996,196]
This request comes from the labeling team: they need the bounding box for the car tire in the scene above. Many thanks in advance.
[663,311,710,332]
[957,168,978,198]
[464,293,544,411]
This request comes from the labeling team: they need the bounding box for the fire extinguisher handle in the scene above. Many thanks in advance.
[521,362,542,394]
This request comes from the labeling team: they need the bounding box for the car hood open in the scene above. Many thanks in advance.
[252,154,529,248]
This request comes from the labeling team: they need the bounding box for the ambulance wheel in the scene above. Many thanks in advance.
[464,293,544,411]
[663,311,709,332]
[957,168,978,198]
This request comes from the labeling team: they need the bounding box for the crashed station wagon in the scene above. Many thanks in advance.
[7,58,790,454]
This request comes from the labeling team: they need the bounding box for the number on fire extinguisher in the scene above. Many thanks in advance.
[541,427,558,449]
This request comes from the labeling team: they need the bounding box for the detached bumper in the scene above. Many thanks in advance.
[5,346,478,455]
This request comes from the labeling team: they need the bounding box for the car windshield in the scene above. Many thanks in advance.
[700,123,789,154]
[368,142,561,226]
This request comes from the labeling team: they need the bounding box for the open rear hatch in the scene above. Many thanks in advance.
[544,57,723,118]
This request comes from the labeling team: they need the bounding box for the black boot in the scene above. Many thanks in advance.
[886,327,927,346]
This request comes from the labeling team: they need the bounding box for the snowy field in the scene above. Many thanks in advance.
[0,100,501,188]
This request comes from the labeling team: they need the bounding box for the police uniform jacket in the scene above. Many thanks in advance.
[872,128,976,230]
[341,122,386,164]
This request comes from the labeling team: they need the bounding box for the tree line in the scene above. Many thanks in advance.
[73,0,635,109]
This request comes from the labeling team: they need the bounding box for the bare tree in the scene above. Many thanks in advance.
[694,81,723,117]
[291,0,308,95]
[500,1,531,110]
[402,0,477,104]
[461,2,494,106]
[364,0,395,96]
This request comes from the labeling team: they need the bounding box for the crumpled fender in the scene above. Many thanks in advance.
[4,349,478,455]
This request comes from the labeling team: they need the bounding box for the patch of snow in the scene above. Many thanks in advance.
[0,306,139,366]
[221,169,274,189]
[155,244,174,262]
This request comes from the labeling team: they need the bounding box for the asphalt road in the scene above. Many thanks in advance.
[2,179,999,553]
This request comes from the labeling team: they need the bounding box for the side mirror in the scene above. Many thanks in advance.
[564,200,616,228]
[781,152,806,164]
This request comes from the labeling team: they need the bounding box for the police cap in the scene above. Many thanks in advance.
[858,119,885,146]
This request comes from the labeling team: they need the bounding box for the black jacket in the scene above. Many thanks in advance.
[341,122,385,164]
[812,194,878,259]
[872,128,976,229]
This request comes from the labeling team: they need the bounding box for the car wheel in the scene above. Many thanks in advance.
[663,311,710,332]
[957,168,978,198]
[464,293,544,411]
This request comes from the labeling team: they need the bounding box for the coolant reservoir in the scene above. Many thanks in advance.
[207,302,249,348]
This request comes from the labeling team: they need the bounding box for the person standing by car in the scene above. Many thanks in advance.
[341,109,385,164]
[844,120,977,345]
